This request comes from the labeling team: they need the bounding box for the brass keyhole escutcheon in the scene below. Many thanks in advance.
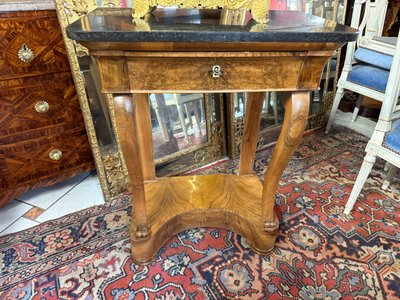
[210,65,223,78]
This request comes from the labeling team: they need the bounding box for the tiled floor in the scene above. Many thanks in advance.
[0,171,104,236]
[0,110,376,237]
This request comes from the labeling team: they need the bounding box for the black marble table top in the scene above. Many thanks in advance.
[66,8,358,43]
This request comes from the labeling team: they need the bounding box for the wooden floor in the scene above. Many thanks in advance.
[130,174,278,263]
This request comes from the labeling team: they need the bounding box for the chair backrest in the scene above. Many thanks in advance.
[306,0,335,19]
[352,0,388,47]
[378,33,400,125]
[341,0,390,74]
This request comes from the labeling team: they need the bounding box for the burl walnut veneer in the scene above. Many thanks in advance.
[0,10,94,207]
[67,8,357,264]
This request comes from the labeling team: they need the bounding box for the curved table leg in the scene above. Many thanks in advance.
[112,95,150,240]
[261,92,309,232]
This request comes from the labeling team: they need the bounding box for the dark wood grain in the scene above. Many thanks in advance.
[0,10,94,207]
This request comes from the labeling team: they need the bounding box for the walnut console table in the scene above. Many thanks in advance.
[67,8,357,264]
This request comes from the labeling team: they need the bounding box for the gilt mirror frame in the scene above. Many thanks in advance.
[54,0,229,201]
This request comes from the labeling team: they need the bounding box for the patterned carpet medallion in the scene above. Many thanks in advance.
[1,128,399,299]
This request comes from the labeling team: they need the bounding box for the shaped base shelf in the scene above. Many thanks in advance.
[130,174,278,264]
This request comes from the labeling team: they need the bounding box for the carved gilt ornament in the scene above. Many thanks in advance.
[132,0,270,23]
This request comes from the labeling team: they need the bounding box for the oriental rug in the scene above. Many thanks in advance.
[1,127,399,299]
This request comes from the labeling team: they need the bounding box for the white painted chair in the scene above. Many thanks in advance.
[382,163,398,190]
[325,0,399,132]
[343,35,400,214]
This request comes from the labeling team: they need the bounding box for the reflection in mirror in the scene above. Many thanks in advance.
[305,0,347,119]
[78,56,116,155]
[230,92,285,158]
[150,93,208,160]
[233,92,283,128]
[154,93,226,177]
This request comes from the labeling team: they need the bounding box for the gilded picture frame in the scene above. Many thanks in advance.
[54,0,228,200]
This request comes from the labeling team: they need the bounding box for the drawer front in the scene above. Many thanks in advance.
[117,53,329,93]
[0,128,93,187]
[0,72,85,144]
[0,10,70,79]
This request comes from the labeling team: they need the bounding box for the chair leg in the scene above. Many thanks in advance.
[326,86,345,134]
[382,163,397,190]
[351,94,363,123]
[177,103,189,141]
[344,153,376,214]
[193,100,202,134]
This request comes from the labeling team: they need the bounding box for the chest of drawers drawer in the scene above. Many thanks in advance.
[0,128,93,187]
[0,72,83,142]
[0,10,70,80]
[0,10,94,207]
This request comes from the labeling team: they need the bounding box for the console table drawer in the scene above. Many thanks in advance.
[95,52,330,93]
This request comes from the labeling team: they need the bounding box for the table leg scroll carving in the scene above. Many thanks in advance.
[261,92,310,232]
[112,95,150,241]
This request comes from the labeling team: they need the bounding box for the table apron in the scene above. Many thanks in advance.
[93,51,334,93]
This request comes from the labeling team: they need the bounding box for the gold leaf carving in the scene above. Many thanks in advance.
[133,18,151,31]
[248,0,269,23]
[179,0,200,7]
[55,0,130,201]
[132,0,270,23]
[133,0,151,18]
[199,0,223,8]
[223,0,250,10]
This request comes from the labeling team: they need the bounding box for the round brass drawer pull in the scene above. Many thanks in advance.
[49,149,62,161]
[18,44,35,63]
[34,101,49,113]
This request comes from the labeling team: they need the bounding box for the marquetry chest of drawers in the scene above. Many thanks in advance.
[0,10,94,207]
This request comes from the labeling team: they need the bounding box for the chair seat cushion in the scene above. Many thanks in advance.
[384,119,400,154]
[348,64,389,92]
[354,47,393,70]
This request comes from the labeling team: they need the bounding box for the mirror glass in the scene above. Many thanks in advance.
[149,93,208,160]
[229,0,348,158]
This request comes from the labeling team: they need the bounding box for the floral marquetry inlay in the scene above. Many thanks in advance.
[132,0,270,23]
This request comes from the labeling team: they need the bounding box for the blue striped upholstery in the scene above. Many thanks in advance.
[384,119,400,154]
[354,48,393,70]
